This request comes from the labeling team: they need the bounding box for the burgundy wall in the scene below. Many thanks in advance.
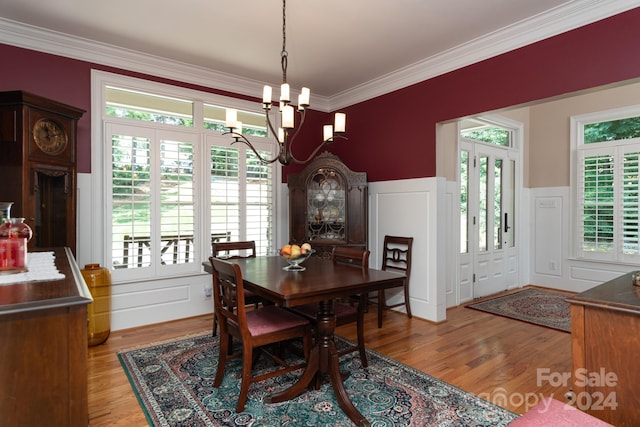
[317,7,640,182]
[0,44,257,173]
[2,7,640,180]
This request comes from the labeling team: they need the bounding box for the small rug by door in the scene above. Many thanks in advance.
[467,288,571,332]
[118,334,518,426]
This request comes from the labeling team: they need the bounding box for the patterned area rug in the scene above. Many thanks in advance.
[467,288,571,332]
[118,334,518,426]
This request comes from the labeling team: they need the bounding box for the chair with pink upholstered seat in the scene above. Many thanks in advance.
[209,256,312,412]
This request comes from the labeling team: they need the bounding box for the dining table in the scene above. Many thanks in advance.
[204,254,406,427]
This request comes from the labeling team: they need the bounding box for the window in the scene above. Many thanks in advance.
[574,106,640,263]
[460,118,512,147]
[207,141,273,256]
[98,73,276,281]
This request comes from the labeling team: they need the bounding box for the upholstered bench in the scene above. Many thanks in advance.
[508,398,613,426]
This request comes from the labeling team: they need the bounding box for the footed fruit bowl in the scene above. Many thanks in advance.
[280,246,315,271]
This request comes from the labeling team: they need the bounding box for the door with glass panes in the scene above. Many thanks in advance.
[459,123,519,299]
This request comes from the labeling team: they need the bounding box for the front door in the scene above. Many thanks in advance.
[459,119,519,299]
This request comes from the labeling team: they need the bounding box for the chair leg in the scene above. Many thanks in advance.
[212,315,218,337]
[302,330,312,361]
[362,292,369,313]
[236,344,253,413]
[214,330,229,387]
[356,302,368,367]
[377,289,384,328]
[404,283,412,318]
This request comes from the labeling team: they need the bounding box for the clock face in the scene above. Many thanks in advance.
[32,118,68,155]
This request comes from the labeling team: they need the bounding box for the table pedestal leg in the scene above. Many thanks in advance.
[265,300,370,427]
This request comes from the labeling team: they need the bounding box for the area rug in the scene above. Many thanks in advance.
[467,288,571,332]
[118,333,518,426]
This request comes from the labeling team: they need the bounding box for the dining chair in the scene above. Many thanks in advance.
[290,246,370,370]
[212,240,257,259]
[211,240,262,337]
[369,235,413,328]
[209,257,312,413]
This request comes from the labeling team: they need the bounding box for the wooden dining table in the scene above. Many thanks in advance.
[204,254,406,427]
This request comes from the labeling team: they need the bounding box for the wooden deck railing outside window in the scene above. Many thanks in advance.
[121,232,231,268]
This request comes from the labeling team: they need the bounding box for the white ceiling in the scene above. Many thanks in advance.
[0,0,637,106]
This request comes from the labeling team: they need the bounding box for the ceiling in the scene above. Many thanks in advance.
[0,0,636,105]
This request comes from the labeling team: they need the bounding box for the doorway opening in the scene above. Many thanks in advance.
[458,117,522,299]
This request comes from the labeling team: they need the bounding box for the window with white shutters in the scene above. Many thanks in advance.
[574,107,640,263]
[101,76,275,281]
[208,139,274,257]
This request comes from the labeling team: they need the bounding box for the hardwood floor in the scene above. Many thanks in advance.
[88,302,571,426]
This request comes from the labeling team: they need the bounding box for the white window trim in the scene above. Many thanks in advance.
[91,70,280,283]
[570,104,640,263]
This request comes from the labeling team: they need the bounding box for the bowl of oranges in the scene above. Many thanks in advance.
[279,243,314,271]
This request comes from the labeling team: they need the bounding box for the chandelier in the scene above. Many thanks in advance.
[224,0,346,165]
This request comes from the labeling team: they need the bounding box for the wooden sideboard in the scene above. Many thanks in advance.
[0,247,92,426]
[567,272,640,426]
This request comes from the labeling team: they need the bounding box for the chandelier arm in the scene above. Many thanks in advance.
[289,140,332,165]
[223,0,346,166]
[264,110,282,145]
[222,131,280,164]
[287,108,306,142]
[282,108,307,163]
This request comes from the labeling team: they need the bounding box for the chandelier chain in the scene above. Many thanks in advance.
[281,0,288,84]
[223,0,346,165]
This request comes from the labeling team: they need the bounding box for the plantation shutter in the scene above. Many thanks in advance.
[210,146,241,243]
[620,148,640,261]
[110,125,153,271]
[577,148,615,261]
[159,137,196,266]
[107,123,199,280]
[209,145,274,256]
[577,144,640,263]
[246,150,273,256]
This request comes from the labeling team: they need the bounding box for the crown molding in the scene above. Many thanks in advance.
[329,0,639,110]
[1,0,637,113]
[0,17,271,101]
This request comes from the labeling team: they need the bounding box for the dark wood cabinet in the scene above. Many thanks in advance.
[288,152,367,258]
[0,248,92,426]
[567,273,640,426]
[0,91,85,254]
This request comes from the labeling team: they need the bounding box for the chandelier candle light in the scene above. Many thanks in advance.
[224,0,347,165]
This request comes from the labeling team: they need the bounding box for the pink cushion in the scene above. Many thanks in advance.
[509,398,613,426]
[244,305,309,337]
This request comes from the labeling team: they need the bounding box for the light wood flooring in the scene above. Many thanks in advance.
[88,299,572,426]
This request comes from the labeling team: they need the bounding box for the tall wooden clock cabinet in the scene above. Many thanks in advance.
[287,152,368,258]
[0,91,85,254]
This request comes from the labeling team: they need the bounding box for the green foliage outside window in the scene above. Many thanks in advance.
[584,117,640,143]
[461,127,510,146]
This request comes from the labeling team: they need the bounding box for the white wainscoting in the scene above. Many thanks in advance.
[82,175,632,331]
[529,186,633,293]
[77,174,450,330]
[108,273,213,331]
[368,177,447,323]
[78,173,215,331]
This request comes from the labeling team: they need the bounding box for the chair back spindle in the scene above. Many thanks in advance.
[211,258,246,333]
[373,235,414,328]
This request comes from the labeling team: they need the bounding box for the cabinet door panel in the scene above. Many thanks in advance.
[287,152,367,257]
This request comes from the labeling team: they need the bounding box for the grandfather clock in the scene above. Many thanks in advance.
[0,91,85,253]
